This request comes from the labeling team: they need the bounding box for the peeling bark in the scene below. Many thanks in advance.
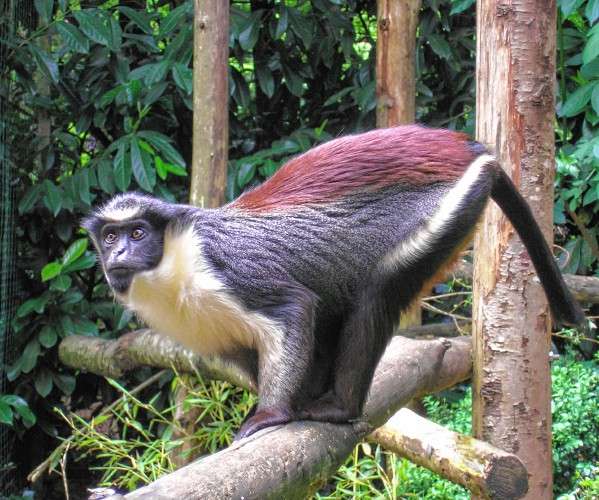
[474,1,557,497]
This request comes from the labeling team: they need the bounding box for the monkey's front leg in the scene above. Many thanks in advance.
[235,286,317,440]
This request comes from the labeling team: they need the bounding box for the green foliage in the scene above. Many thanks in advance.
[55,374,253,490]
[555,0,599,277]
[552,354,599,493]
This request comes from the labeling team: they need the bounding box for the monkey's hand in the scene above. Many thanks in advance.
[234,407,293,441]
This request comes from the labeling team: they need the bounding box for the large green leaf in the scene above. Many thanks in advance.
[427,34,452,59]
[130,138,156,191]
[43,180,62,216]
[97,160,116,194]
[144,60,170,86]
[172,63,192,95]
[21,339,41,374]
[560,82,596,117]
[39,325,58,348]
[239,12,262,51]
[114,141,132,191]
[41,262,62,282]
[560,0,585,17]
[56,21,90,54]
[256,66,275,98]
[583,32,599,64]
[288,7,313,48]
[120,6,154,35]
[34,0,53,23]
[0,401,13,426]
[137,131,186,168]
[586,0,599,23]
[3,396,36,427]
[18,184,43,214]
[74,10,112,47]
[35,369,53,397]
[159,3,191,38]
[28,44,59,83]
[62,238,88,267]
[450,0,475,15]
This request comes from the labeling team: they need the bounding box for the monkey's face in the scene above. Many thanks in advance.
[96,219,164,294]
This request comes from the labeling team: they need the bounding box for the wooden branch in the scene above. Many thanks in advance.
[58,323,468,381]
[451,259,599,304]
[69,336,470,499]
[59,330,257,392]
[369,408,528,499]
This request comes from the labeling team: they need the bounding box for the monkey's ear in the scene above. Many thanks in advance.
[81,215,100,236]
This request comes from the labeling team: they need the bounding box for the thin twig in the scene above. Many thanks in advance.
[421,302,470,321]
[60,442,70,500]
[422,291,471,302]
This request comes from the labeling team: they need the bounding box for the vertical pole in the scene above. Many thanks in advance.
[376,0,421,327]
[190,0,229,208]
[173,0,229,468]
[376,0,421,127]
[473,1,556,497]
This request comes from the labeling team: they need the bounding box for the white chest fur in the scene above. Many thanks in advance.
[122,227,282,357]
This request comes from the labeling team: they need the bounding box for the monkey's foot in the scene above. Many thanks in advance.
[234,407,292,441]
[298,391,360,423]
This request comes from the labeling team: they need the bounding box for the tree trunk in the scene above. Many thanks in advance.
[376,0,422,328]
[173,0,230,467]
[376,0,421,127]
[474,1,557,498]
[189,0,229,208]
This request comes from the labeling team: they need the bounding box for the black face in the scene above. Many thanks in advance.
[98,219,164,294]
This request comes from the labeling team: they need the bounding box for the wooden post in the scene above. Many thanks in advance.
[376,0,421,126]
[376,0,422,327]
[173,0,230,467]
[473,1,556,497]
[190,0,229,208]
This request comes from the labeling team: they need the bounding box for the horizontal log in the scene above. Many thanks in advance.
[104,336,471,499]
[369,408,528,499]
[59,329,257,392]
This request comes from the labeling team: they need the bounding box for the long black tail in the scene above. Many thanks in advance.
[490,164,586,328]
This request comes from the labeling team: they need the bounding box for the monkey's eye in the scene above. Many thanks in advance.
[104,233,117,245]
[131,228,145,241]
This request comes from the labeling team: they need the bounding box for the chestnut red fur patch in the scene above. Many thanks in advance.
[230,125,481,212]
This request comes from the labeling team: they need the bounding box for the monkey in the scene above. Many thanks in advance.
[83,125,587,440]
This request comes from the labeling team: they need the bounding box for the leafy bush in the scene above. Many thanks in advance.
[552,355,599,492]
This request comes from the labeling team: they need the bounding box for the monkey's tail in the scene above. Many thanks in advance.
[489,164,586,328]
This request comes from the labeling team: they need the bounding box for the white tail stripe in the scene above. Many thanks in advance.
[382,154,495,270]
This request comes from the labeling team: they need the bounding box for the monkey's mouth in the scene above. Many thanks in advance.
[107,267,135,294]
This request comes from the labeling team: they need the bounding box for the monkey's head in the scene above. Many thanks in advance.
[83,193,187,295]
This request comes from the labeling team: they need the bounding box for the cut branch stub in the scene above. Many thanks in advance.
[369,408,528,499]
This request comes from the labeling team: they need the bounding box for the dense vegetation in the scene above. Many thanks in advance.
[1,0,597,498]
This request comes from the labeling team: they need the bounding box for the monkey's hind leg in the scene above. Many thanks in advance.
[301,166,493,424]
